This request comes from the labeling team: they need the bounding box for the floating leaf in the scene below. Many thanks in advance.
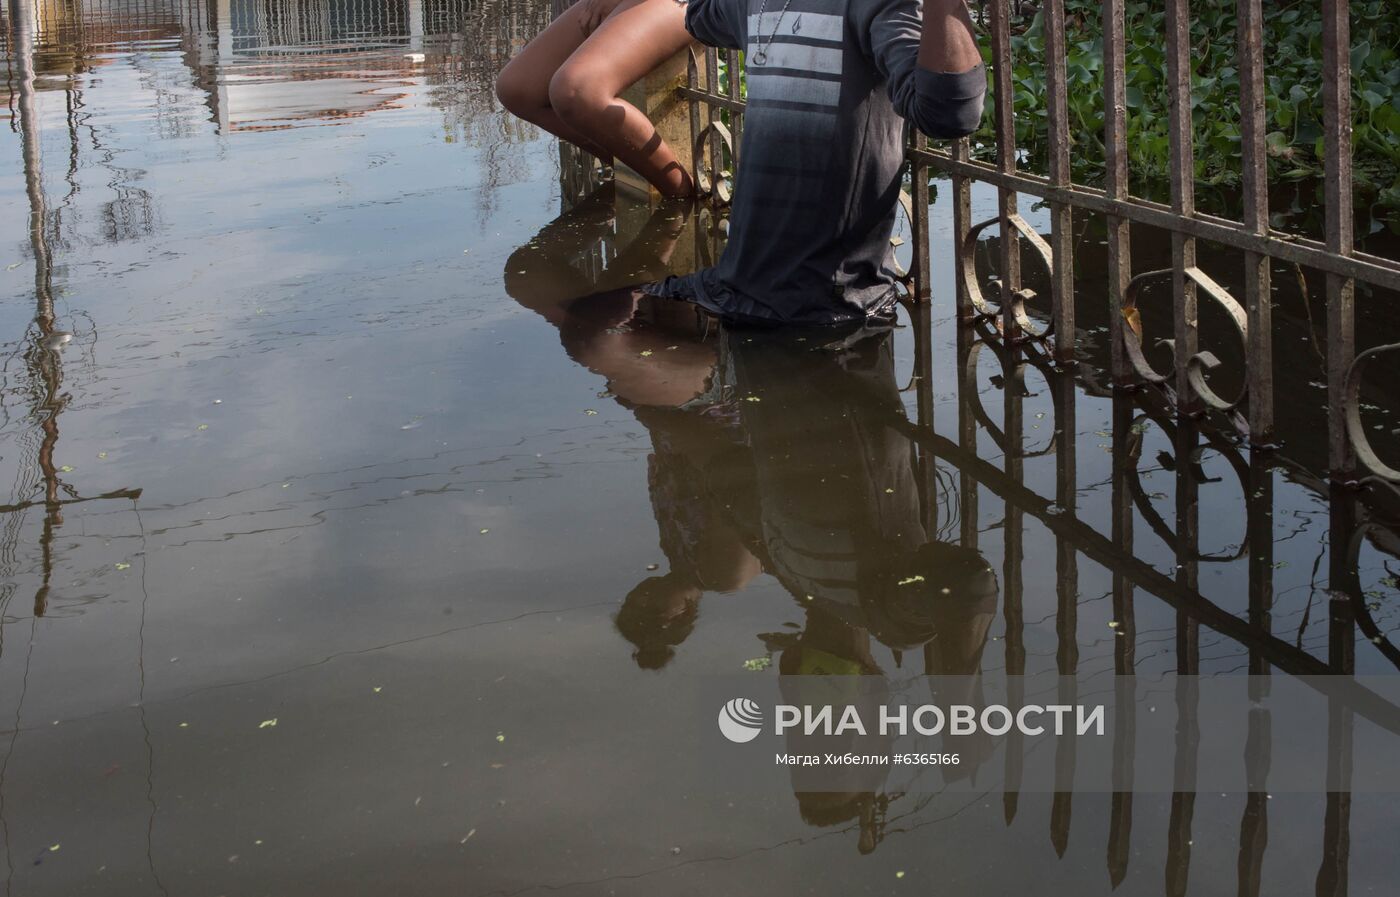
[197,424,209,431]
[259,719,278,729]
[1122,306,1143,340]
[742,656,772,671]
[897,575,926,586]
[639,350,654,357]
[59,465,74,473]
[115,562,131,570]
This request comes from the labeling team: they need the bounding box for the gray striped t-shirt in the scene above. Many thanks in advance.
[646,0,986,325]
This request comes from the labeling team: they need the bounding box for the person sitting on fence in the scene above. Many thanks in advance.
[646,0,985,325]
[496,0,699,197]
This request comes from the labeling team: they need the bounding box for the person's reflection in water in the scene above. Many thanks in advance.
[503,188,763,669]
[504,185,720,408]
[616,399,765,667]
[727,328,998,851]
[503,200,997,851]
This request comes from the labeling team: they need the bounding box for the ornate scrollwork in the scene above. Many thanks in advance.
[960,213,1057,340]
[1343,521,1400,670]
[890,189,915,282]
[1121,268,1173,385]
[691,119,734,206]
[1121,266,1251,428]
[961,325,1058,459]
[1344,342,1400,484]
[1122,410,1251,562]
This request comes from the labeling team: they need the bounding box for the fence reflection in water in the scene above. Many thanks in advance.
[655,4,1400,886]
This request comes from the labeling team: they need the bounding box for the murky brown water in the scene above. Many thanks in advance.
[3,1,1400,895]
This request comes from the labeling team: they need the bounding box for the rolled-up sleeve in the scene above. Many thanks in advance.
[863,0,987,138]
[906,64,988,137]
[685,0,745,51]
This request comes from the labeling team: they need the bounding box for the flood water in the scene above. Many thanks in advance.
[3,1,1400,895]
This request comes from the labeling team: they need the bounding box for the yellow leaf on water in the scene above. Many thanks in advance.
[259,719,278,729]
[1122,306,1143,340]
[115,562,131,570]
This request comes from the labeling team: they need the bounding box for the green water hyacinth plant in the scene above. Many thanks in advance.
[969,0,1400,225]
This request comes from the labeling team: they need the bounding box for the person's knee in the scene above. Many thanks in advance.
[548,63,611,128]
[495,61,536,116]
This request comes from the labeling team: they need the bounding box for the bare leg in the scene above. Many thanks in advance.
[549,0,694,197]
[496,2,614,161]
[497,0,695,197]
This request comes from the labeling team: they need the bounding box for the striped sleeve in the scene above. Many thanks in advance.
[861,0,987,138]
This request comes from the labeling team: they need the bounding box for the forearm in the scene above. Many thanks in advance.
[918,0,980,74]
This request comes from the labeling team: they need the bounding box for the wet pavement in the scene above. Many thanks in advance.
[2,1,1400,895]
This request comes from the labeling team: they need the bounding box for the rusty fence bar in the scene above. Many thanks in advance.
[1237,0,1273,444]
[990,0,1021,342]
[1043,0,1073,361]
[1103,0,1131,385]
[1164,0,1197,416]
[1323,0,1356,479]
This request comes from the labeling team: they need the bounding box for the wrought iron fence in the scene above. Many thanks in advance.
[674,0,1400,489]
[666,4,1400,885]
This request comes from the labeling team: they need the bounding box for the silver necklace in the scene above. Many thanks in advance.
[749,0,795,66]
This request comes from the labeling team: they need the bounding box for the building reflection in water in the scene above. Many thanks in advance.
[1,3,539,886]
[4,0,145,617]
[0,0,550,605]
[506,176,1400,886]
[3,0,548,140]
